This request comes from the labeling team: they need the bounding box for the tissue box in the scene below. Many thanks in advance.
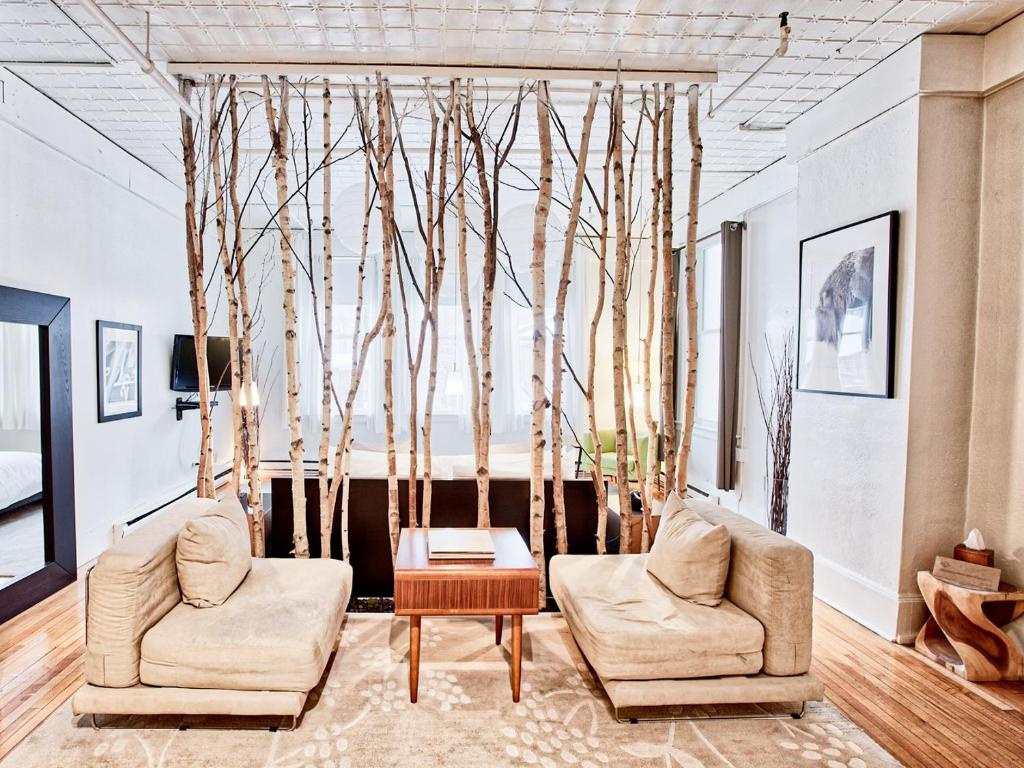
[954,544,995,567]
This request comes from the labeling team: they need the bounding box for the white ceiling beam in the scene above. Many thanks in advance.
[166,61,717,85]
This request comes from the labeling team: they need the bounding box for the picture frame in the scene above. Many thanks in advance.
[96,320,142,422]
[797,211,899,398]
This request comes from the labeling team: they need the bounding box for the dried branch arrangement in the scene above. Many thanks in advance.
[178,74,706,574]
[751,330,795,536]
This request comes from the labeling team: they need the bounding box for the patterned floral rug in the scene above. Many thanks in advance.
[1,614,900,767]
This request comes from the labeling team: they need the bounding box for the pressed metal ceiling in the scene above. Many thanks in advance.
[1,1,1022,198]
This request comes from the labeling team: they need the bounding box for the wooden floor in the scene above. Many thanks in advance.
[1,583,1023,765]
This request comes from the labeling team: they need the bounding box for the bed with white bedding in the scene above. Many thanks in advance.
[0,451,43,514]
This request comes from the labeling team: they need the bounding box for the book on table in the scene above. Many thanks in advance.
[427,528,496,560]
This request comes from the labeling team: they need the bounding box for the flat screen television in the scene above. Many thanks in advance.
[170,334,233,392]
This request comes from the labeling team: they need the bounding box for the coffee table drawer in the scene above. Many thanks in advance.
[394,572,539,614]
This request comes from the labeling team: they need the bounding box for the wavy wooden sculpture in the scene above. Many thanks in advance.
[916,570,1024,682]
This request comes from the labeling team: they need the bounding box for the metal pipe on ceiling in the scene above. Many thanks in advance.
[707,11,791,120]
[75,0,200,120]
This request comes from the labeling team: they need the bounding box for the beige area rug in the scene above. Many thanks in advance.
[2,614,900,768]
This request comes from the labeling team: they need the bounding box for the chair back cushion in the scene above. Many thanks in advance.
[646,493,730,606]
[176,496,252,608]
[85,496,219,687]
[687,497,814,676]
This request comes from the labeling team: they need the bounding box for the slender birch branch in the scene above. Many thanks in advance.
[610,82,633,554]
[180,79,216,499]
[262,75,309,558]
[550,82,600,556]
[676,84,703,494]
[318,79,335,557]
[587,104,614,554]
[659,83,677,496]
[531,81,554,604]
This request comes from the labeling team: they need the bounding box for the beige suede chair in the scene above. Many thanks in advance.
[72,496,352,727]
[550,497,823,721]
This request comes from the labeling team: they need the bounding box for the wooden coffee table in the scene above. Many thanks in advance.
[394,528,540,703]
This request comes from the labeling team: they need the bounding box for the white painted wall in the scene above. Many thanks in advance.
[0,69,232,566]
[690,25,1022,641]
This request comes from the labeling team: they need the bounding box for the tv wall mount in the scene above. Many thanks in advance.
[175,395,219,421]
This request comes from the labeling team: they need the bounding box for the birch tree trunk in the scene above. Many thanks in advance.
[465,80,502,528]
[610,82,633,555]
[551,82,600,555]
[659,83,677,497]
[399,83,440,526]
[422,82,454,529]
[207,77,244,502]
[263,75,309,558]
[676,84,703,494]
[180,79,215,499]
[587,106,614,554]
[530,81,554,602]
[319,79,335,558]
[642,86,662,548]
[377,75,401,561]
[228,78,264,554]
[325,85,381,559]
[461,81,489,527]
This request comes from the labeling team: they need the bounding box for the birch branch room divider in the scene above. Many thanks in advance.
[177,74,704,576]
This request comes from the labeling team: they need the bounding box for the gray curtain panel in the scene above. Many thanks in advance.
[717,221,743,490]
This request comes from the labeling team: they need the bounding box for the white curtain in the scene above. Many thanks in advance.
[0,322,41,431]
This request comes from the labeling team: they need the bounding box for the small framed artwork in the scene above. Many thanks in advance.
[797,211,899,398]
[96,320,142,422]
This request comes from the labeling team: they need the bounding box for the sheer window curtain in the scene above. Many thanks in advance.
[296,205,588,457]
[0,322,41,431]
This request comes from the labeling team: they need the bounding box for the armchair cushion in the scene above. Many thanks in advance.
[550,554,763,681]
[140,558,352,692]
[176,496,252,608]
[646,492,730,607]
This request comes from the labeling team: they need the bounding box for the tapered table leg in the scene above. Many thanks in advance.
[409,615,421,703]
[511,615,523,702]
[495,615,503,645]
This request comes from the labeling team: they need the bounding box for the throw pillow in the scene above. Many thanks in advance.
[176,496,252,608]
[646,492,731,606]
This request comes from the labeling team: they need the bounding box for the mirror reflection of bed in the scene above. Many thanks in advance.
[0,320,45,588]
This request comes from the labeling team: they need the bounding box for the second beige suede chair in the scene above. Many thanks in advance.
[550,495,823,721]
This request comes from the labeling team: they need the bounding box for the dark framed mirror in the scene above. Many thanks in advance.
[0,285,77,624]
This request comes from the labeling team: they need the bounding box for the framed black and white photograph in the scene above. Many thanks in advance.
[96,320,142,422]
[797,211,899,398]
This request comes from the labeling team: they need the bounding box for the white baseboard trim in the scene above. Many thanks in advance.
[813,555,903,641]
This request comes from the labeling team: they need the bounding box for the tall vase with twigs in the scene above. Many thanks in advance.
[751,329,795,536]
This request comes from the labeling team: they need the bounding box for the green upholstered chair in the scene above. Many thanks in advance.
[577,429,650,483]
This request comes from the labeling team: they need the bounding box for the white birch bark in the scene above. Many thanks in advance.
[587,104,614,554]
[531,81,554,602]
[208,77,244,502]
[610,82,633,554]
[551,82,600,555]
[422,82,454,528]
[460,81,488,526]
[643,86,662,522]
[262,75,309,558]
[319,79,335,558]
[676,84,703,494]
[659,83,677,497]
[377,75,401,561]
[180,79,215,499]
[227,78,264,554]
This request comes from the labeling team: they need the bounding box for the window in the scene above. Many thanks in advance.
[694,239,722,430]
